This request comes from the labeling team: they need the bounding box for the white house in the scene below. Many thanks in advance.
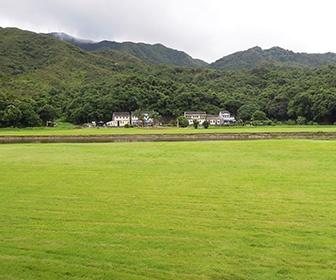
[106,112,131,127]
[182,111,236,126]
[207,115,221,126]
[184,111,207,125]
[219,111,236,125]
[106,112,154,127]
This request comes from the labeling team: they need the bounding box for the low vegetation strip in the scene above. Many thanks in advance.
[1,131,336,143]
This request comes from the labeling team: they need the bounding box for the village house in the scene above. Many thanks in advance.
[207,115,221,126]
[219,111,236,125]
[106,112,131,127]
[184,111,207,125]
[106,112,154,127]
[183,111,236,126]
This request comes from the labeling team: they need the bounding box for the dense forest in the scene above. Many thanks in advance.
[0,27,336,127]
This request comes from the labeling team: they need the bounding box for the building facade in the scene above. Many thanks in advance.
[184,111,207,125]
[219,111,236,125]
[207,115,221,126]
[183,111,236,126]
[106,112,131,127]
[107,112,154,127]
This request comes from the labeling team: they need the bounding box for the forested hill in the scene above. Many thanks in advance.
[0,27,336,128]
[49,32,208,68]
[212,46,336,69]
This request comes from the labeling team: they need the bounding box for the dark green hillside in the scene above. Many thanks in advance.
[77,40,209,68]
[212,46,336,69]
[0,27,146,93]
[49,32,208,68]
[1,27,336,127]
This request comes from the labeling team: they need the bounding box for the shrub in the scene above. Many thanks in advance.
[177,116,189,128]
[296,116,307,125]
[193,119,199,129]
[202,120,210,129]
[286,119,296,125]
[252,110,267,121]
[251,119,273,126]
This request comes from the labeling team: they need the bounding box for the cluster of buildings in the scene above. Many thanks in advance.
[184,111,236,126]
[106,112,154,127]
[97,111,235,127]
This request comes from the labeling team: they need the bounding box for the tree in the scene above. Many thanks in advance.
[0,93,8,127]
[288,92,313,121]
[267,94,289,121]
[311,91,336,123]
[177,116,189,128]
[238,104,259,122]
[252,110,267,121]
[3,105,22,127]
[202,120,210,129]
[39,104,57,125]
[19,101,42,127]
[148,111,160,126]
[224,99,243,116]
[193,119,199,129]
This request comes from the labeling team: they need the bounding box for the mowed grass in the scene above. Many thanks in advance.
[0,125,336,136]
[0,141,336,280]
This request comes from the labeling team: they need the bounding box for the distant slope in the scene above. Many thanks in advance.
[212,46,336,69]
[49,33,208,68]
[0,27,146,97]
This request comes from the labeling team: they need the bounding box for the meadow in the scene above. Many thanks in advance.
[0,124,336,136]
[0,140,336,280]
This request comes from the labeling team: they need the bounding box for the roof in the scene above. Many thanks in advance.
[113,112,130,118]
[184,111,207,115]
[207,115,220,120]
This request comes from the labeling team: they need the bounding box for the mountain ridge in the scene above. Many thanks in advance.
[47,31,336,69]
[48,32,209,68]
[211,46,336,69]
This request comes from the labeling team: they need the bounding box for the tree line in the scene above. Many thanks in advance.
[1,65,336,127]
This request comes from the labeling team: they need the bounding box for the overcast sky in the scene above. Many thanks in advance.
[0,0,335,62]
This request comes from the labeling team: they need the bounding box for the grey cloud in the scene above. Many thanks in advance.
[0,0,335,62]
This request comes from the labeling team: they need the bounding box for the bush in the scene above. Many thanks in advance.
[252,110,267,121]
[296,116,307,125]
[251,119,273,126]
[286,119,296,125]
[124,123,130,128]
[193,119,199,129]
[202,120,210,129]
[177,116,189,128]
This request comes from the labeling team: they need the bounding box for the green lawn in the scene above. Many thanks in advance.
[0,141,336,279]
[0,125,336,136]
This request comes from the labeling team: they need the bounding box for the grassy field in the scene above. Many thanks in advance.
[0,125,336,136]
[1,141,336,279]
